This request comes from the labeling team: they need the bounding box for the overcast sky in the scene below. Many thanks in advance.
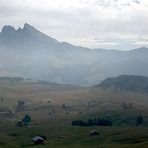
[0,0,148,50]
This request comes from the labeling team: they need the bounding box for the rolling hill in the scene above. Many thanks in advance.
[96,75,148,93]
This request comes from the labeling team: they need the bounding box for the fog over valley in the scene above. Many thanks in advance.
[0,23,148,85]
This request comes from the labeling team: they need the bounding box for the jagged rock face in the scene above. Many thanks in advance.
[0,25,16,41]
[0,24,28,43]
[0,23,59,49]
[1,25,16,35]
[1,23,35,35]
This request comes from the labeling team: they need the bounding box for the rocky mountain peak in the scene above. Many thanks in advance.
[1,25,16,35]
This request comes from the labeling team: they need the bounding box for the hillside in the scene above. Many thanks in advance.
[0,77,148,147]
[1,24,148,85]
[96,75,148,93]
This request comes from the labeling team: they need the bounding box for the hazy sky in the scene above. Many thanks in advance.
[0,0,148,50]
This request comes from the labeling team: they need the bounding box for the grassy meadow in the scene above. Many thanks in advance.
[0,79,148,148]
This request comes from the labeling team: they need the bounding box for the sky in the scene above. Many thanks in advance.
[0,0,148,50]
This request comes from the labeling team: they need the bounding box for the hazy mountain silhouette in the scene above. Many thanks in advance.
[0,23,148,85]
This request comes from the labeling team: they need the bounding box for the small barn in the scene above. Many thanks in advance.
[17,121,23,127]
[32,135,46,144]
[89,130,99,136]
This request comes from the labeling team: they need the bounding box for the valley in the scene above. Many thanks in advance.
[0,78,148,147]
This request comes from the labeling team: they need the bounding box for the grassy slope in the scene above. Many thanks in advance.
[0,79,148,147]
[1,125,148,148]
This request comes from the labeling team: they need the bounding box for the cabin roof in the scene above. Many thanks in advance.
[32,136,44,142]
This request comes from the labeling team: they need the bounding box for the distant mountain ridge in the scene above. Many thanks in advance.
[0,23,148,86]
[0,23,60,50]
[96,75,148,93]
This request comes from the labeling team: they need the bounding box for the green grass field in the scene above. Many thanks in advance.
[0,79,148,148]
[1,124,148,148]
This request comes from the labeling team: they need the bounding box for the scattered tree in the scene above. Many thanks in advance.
[22,114,31,125]
[136,115,144,126]
[16,100,25,112]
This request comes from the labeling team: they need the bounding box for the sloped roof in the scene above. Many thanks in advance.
[32,136,44,142]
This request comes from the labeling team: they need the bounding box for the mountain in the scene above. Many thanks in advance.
[1,23,58,43]
[95,75,148,93]
[0,23,148,86]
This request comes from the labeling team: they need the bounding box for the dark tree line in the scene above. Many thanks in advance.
[0,77,24,81]
[96,75,148,93]
[72,118,113,126]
